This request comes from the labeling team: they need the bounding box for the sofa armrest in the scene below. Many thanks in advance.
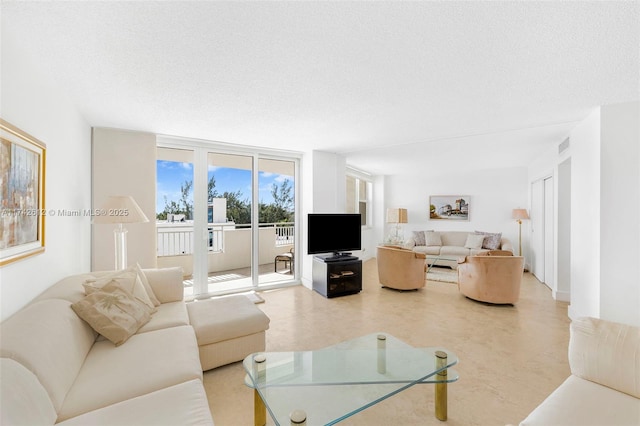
[500,238,514,253]
[142,267,184,303]
[569,317,640,399]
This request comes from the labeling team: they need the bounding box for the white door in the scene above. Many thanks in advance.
[543,177,555,290]
[531,180,545,282]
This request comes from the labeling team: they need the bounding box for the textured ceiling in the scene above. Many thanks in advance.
[2,1,638,175]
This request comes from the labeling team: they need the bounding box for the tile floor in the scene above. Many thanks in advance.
[203,258,571,425]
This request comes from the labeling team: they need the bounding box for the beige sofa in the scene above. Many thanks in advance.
[405,230,513,269]
[0,266,270,425]
[520,317,640,426]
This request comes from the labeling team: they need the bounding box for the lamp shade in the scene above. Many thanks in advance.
[93,196,149,224]
[386,208,408,224]
[512,209,529,221]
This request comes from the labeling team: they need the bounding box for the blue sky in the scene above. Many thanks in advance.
[156,161,293,214]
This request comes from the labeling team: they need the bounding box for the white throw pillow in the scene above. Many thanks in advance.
[425,231,442,246]
[464,233,485,249]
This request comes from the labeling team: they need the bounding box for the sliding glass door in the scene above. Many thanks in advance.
[258,158,296,286]
[157,139,298,299]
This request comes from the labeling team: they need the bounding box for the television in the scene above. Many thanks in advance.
[307,213,362,260]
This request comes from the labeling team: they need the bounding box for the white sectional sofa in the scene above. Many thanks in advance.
[0,266,270,425]
[405,230,513,269]
[520,317,640,426]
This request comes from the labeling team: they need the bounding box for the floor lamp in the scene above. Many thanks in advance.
[512,208,529,256]
[386,208,408,245]
[94,195,149,270]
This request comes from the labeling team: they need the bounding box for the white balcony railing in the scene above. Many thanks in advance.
[157,222,294,257]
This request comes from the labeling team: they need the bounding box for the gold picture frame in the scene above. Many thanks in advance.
[1,119,46,266]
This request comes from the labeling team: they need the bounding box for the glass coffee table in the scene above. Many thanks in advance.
[243,333,459,425]
[425,255,461,273]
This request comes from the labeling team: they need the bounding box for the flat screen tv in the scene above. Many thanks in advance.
[307,213,361,259]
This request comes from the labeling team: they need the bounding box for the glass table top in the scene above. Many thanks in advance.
[243,333,458,425]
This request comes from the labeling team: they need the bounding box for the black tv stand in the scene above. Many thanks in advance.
[312,256,362,298]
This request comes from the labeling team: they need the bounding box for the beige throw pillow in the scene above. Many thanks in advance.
[84,268,156,312]
[464,233,485,249]
[135,263,161,307]
[425,231,442,246]
[71,281,152,346]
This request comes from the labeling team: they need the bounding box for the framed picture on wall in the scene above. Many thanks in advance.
[429,195,469,221]
[0,119,46,266]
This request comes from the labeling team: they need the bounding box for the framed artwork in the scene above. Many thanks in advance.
[429,195,469,221]
[1,119,46,266]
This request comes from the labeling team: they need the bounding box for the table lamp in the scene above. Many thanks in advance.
[512,208,529,256]
[386,208,408,245]
[93,195,149,270]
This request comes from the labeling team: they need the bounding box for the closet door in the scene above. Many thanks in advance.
[530,179,545,282]
[543,177,555,289]
[530,176,554,289]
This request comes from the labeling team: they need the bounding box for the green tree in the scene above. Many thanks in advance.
[180,180,193,219]
[223,190,251,224]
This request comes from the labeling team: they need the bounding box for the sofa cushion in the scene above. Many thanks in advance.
[1,358,57,426]
[57,379,213,426]
[71,281,153,346]
[569,317,640,399]
[57,325,202,421]
[413,245,440,255]
[0,299,96,413]
[142,267,184,303]
[519,375,640,426]
[137,301,190,334]
[425,231,442,246]
[32,273,98,304]
[84,267,156,312]
[440,246,470,257]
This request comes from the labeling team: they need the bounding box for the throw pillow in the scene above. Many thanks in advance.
[475,231,502,250]
[412,231,426,246]
[135,262,161,307]
[71,281,152,346]
[425,231,442,246]
[464,233,485,249]
[84,268,156,313]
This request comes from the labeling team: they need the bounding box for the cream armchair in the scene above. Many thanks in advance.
[377,245,426,290]
[457,253,524,304]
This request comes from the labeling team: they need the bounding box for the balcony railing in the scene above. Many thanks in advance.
[157,222,294,257]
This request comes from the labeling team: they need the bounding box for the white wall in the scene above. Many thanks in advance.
[383,167,529,257]
[0,35,91,321]
[300,150,348,288]
[568,108,602,320]
[564,100,640,327]
[599,101,640,326]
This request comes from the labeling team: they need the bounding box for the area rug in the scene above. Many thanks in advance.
[426,267,458,284]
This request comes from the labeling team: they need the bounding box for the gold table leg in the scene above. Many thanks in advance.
[435,350,448,421]
[254,389,266,426]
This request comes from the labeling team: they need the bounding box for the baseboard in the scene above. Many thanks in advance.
[553,290,570,302]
